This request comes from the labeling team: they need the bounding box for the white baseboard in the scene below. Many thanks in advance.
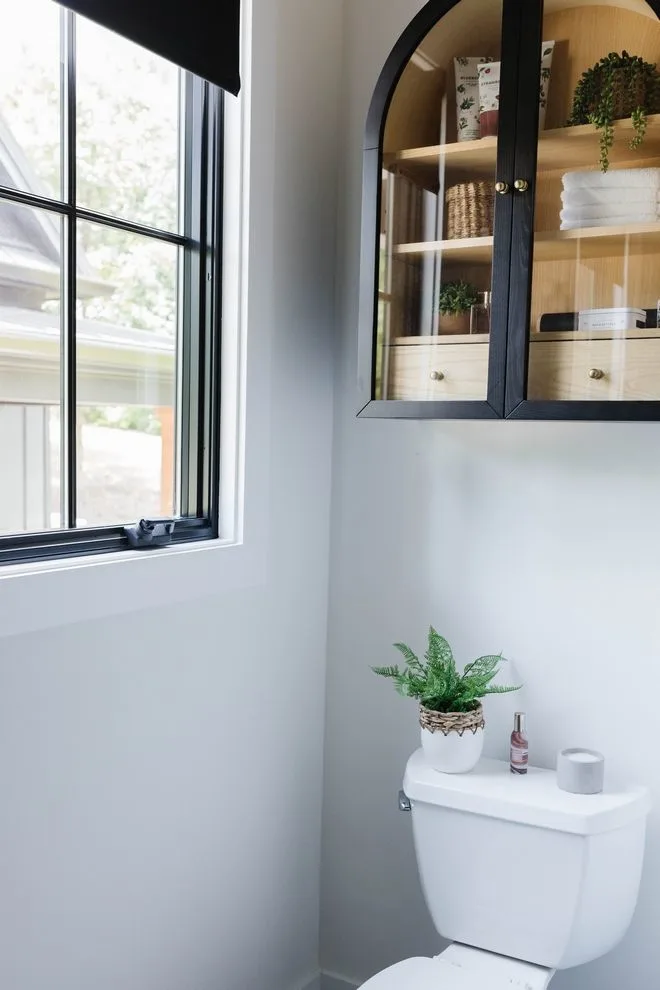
[321,973,360,990]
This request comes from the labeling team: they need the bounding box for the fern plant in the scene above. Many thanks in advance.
[372,627,520,713]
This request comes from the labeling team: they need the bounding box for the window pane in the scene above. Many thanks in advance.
[76,16,180,231]
[76,221,177,526]
[0,201,62,534]
[0,1,61,200]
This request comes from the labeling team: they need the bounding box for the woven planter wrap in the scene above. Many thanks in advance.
[445,182,494,239]
[612,71,647,119]
[419,703,485,737]
[577,70,648,122]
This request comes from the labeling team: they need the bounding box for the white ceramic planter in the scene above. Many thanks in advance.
[420,724,484,773]
[419,704,485,774]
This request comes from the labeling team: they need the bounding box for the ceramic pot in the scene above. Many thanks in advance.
[438,311,470,334]
[419,703,485,773]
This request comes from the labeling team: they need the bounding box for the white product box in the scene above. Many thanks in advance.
[577,307,646,331]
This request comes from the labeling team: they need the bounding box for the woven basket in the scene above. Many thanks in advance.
[445,182,494,240]
[419,703,485,737]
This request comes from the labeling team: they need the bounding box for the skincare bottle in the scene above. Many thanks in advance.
[510,712,528,775]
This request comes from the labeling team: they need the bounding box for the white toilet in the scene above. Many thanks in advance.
[363,750,651,989]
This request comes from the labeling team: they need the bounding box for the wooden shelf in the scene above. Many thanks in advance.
[385,115,660,184]
[391,329,660,348]
[531,328,660,341]
[534,222,660,260]
[392,334,489,345]
[394,235,493,263]
[395,222,660,263]
[386,137,497,182]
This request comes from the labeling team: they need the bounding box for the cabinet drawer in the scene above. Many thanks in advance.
[528,337,660,401]
[388,343,489,400]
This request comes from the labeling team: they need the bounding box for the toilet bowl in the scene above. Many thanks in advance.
[362,753,650,989]
[361,944,553,989]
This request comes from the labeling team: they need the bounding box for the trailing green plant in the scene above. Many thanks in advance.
[438,279,479,316]
[372,626,521,713]
[567,51,660,171]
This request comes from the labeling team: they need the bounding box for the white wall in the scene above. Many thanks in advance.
[0,0,342,987]
[321,1,660,987]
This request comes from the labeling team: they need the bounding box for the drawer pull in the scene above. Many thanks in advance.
[514,178,529,192]
[495,181,509,195]
[588,367,605,380]
[429,370,445,382]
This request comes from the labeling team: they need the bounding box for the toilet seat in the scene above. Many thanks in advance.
[360,945,554,990]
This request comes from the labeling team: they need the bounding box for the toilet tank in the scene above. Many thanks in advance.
[403,752,650,970]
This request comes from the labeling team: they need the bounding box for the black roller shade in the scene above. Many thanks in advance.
[55,0,240,95]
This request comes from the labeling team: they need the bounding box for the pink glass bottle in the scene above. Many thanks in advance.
[510,712,528,775]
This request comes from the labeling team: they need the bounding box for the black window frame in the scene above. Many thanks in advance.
[0,8,223,566]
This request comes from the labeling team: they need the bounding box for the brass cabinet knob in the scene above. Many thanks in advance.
[588,368,605,380]
[495,181,509,195]
[514,178,529,192]
[429,370,445,382]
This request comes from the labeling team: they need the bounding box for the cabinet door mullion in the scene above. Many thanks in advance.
[487,0,526,417]
[504,0,544,416]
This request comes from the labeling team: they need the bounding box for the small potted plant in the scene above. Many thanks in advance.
[567,51,660,171]
[372,627,520,773]
[438,279,479,334]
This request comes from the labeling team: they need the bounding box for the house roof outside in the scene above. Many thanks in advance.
[0,112,172,405]
[0,115,110,306]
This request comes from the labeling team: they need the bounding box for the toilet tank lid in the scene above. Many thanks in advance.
[403,751,651,835]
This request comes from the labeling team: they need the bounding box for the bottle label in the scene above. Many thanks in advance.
[511,745,528,764]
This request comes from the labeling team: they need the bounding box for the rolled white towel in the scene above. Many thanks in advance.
[560,199,660,222]
[562,167,660,190]
[561,187,660,208]
[560,214,660,230]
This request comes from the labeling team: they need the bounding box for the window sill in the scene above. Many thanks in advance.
[0,536,265,639]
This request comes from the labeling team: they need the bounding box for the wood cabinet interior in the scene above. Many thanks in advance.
[531,4,660,336]
[382,0,660,403]
[382,0,503,154]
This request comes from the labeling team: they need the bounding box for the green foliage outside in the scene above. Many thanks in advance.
[372,626,521,713]
[0,13,178,433]
[79,406,162,435]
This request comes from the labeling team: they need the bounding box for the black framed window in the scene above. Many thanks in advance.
[0,4,222,564]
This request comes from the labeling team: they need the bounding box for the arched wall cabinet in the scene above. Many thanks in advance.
[357,0,660,420]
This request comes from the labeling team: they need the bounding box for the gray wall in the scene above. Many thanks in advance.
[321,0,660,987]
[0,0,342,987]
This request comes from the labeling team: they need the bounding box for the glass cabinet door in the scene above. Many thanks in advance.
[363,0,513,416]
[511,0,660,415]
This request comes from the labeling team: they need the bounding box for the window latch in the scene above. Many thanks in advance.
[124,518,175,549]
